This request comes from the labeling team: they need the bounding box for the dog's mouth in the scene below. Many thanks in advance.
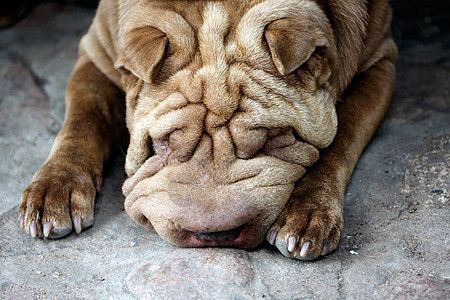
[176,224,253,248]
[191,225,245,244]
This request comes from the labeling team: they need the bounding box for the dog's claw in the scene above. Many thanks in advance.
[43,222,53,238]
[30,221,37,238]
[288,236,296,252]
[73,215,82,234]
[19,214,24,229]
[268,229,278,245]
[321,241,330,256]
[300,241,311,257]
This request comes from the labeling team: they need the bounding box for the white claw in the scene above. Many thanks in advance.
[43,222,53,238]
[321,241,330,256]
[73,215,82,234]
[300,241,311,257]
[30,221,37,238]
[288,236,296,252]
[19,214,24,229]
[269,229,278,245]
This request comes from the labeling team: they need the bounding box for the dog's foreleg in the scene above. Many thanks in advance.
[19,57,124,238]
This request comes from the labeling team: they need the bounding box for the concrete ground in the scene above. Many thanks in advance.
[0,1,448,299]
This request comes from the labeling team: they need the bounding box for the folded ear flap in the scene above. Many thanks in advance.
[115,27,168,83]
[264,18,328,76]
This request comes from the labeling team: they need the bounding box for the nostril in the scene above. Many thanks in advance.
[192,226,244,243]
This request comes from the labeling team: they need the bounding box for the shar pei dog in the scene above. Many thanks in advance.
[19,0,397,260]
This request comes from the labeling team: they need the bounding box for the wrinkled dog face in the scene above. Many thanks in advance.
[116,0,338,249]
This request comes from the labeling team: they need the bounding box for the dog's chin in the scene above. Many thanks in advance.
[152,220,266,250]
[133,211,278,250]
[123,181,294,249]
[122,154,307,249]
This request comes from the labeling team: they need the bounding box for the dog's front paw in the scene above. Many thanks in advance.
[266,190,343,260]
[19,162,100,239]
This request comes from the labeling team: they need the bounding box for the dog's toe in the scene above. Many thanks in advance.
[266,197,342,260]
[19,166,98,239]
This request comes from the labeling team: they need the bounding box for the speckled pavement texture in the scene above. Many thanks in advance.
[0,1,449,299]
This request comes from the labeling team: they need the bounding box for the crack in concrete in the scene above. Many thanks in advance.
[14,53,50,102]
[11,51,63,135]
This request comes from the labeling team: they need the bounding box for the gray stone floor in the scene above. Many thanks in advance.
[0,2,449,299]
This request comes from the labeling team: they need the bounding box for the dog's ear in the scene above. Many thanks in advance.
[115,27,168,82]
[264,18,328,76]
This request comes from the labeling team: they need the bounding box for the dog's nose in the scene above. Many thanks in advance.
[192,226,243,244]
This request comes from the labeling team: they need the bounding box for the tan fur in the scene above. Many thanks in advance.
[20,0,397,260]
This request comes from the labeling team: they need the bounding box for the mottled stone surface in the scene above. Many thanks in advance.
[0,1,449,299]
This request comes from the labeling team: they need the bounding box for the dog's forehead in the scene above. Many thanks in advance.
[118,1,251,60]
[118,0,325,60]
[118,0,250,34]
[133,0,256,29]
